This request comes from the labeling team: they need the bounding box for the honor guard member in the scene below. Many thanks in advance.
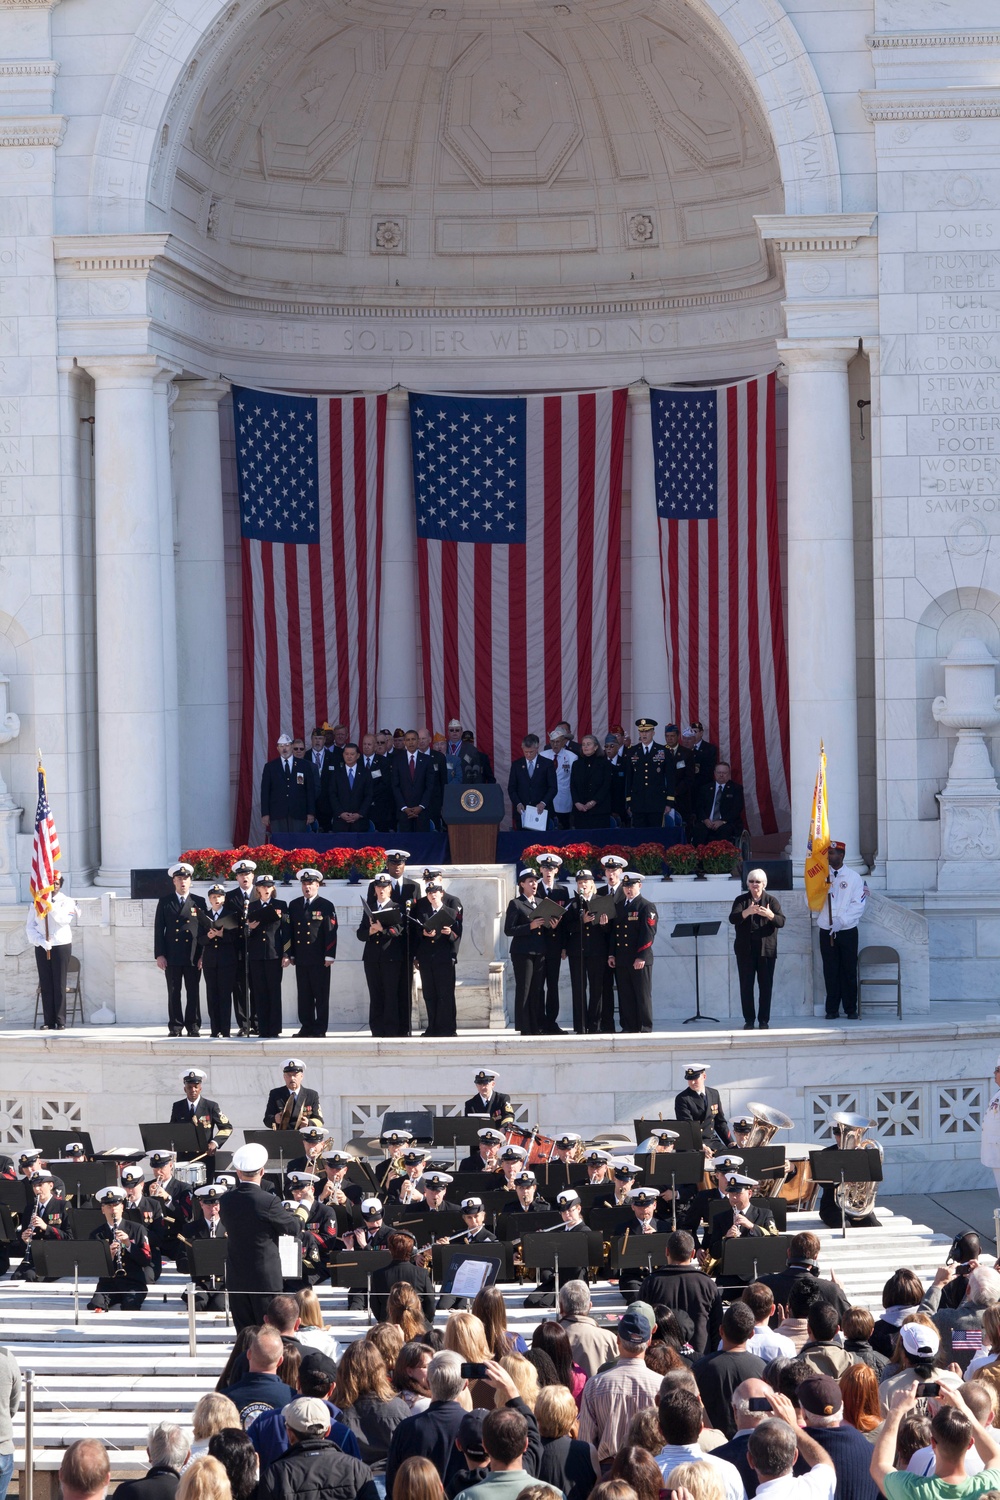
[524,1188,591,1309]
[816,840,868,1020]
[498,1144,528,1190]
[18,1149,65,1210]
[502,1169,550,1215]
[247,873,288,1039]
[386,1147,429,1205]
[625,719,670,829]
[186,1184,228,1310]
[286,1123,330,1183]
[198,885,237,1037]
[120,1165,165,1278]
[219,1141,302,1332]
[535,854,570,1034]
[169,1069,233,1171]
[368,851,419,1036]
[154,862,207,1037]
[681,1154,745,1243]
[284,868,338,1039]
[565,869,615,1034]
[316,1148,363,1213]
[706,1173,775,1262]
[88,1186,153,1312]
[412,879,463,1038]
[615,1187,671,1304]
[358,873,407,1038]
[15,1171,67,1281]
[610,872,657,1032]
[503,870,550,1036]
[464,1069,515,1126]
[674,1064,734,1151]
[457,1127,505,1177]
[264,1059,324,1130]
[225,859,258,1037]
[412,1171,461,1215]
[597,855,629,1033]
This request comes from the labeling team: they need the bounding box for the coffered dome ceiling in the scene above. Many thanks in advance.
[163,0,783,304]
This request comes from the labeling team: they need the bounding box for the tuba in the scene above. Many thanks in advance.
[742,1102,794,1198]
[830,1111,883,1220]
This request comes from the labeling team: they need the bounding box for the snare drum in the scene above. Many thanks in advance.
[173,1161,206,1188]
[504,1126,557,1167]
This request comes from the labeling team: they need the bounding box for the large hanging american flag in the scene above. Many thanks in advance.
[410,388,627,799]
[30,761,60,917]
[652,374,790,837]
[232,386,386,843]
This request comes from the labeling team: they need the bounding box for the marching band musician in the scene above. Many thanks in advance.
[412,879,463,1038]
[463,1069,515,1125]
[120,1165,165,1278]
[358,872,407,1039]
[614,1186,671,1305]
[410,1171,462,1215]
[372,1128,415,1184]
[681,1154,744,1243]
[818,1115,881,1229]
[674,1064,734,1151]
[17,1149,65,1210]
[286,1123,331,1181]
[344,1196,395,1313]
[168,1068,233,1164]
[501,1169,551,1216]
[15,1170,66,1281]
[145,1149,193,1267]
[457,1127,505,1176]
[386,1147,430,1205]
[286,1172,343,1284]
[610,1160,639,1208]
[583,1150,615,1203]
[498,1145,528,1189]
[455,1197,499,1247]
[88,1185,152,1312]
[704,1173,776,1263]
[186,1183,228,1311]
[316,1148,364,1210]
[263,1059,323,1130]
[523,1187,592,1310]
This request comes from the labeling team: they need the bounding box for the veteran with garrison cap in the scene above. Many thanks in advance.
[154,862,208,1038]
[284,868,338,1039]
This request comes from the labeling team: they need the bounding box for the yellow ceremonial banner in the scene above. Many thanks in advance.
[804,742,830,912]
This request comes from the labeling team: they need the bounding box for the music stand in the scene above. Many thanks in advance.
[330,1250,392,1322]
[387,1209,466,1241]
[67,1207,106,1241]
[140,1123,205,1160]
[497,1211,563,1240]
[449,1171,504,1197]
[244,1130,308,1179]
[707,1197,788,1234]
[32,1129,96,1159]
[50,1160,119,1204]
[435,1117,489,1162]
[719,1233,791,1284]
[612,1232,672,1278]
[671,921,722,1024]
[519,1231,603,1294]
[41,1240,115,1325]
[0,1180,25,1216]
[383,1111,435,1144]
[186,1239,228,1283]
[736,1147,786,1181]
[440,1253,502,1299]
[634,1119,703,1152]
[809,1149,883,1239]
[433,1242,513,1284]
[634,1150,706,1229]
[0,1206,17,1246]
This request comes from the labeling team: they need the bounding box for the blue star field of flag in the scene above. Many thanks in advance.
[233,386,320,542]
[650,387,718,520]
[410,393,527,543]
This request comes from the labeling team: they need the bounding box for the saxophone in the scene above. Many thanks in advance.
[830,1112,883,1219]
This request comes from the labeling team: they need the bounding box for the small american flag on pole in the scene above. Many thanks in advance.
[30,760,60,918]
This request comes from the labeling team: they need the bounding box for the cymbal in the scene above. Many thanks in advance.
[588,1135,630,1149]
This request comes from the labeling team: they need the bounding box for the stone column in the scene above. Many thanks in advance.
[172,380,232,850]
[780,340,861,867]
[153,373,180,859]
[83,357,172,885]
[378,390,420,730]
[628,384,670,724]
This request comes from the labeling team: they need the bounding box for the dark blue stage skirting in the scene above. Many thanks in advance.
[271,825,684,867]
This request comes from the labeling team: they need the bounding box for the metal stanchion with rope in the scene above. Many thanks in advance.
[24,1368,33,1500]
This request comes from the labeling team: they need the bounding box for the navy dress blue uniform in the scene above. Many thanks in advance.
[413,896,463,1037]
[168,1095,233,1150]
[536,877,570,1032]
[224,883,257,1036]
[564,893,615,1034]
[88,1217,153,1311]
[597,877,628,1032]
[198,902,238,1037]
[358,900,407,1038]
[260,753,316,832]
[218,1179,301,1332]
[612,889,657,1032]
[464,1088,514,1125]
[186,1212,227,1310]
[247,895,288,1038]
[262,1085,323,1130]
[329,763,374,834]
[674,1083,734,1150]
[367,874,419,1034]
[507,755,558,829]
[613,1209,672,1302]
[503,894,548,1035]
[154,892,207,1036]
[286,895,338,1037]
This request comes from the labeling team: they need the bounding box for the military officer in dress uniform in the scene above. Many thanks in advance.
[413,879,463,1038]
[615,1186,671,1304]
[368,850,419,1036]
[284,868,338,1039]
[463,1069,515,1125]
[597,855,629,1032]
[186,1183,228,1310]
[154,862,207,1037]
[535,854,570,1035]
[168,1068,233,1175]
[610,872,657,1032]
[358,872,407,1038]
[564,868,615,1034]
[198,885,237,1037]
[625,718,670,829]
[285,1123,331,1184]
[410,1171,461,1215]
[523,1188,591,1309]
[674,1064,734,1151]
[247,873,288,1039]
[705,1173,775,1262]
[286,1172,342,1284]
[88,1185,153,1311]
[263,1059,324,1130]
[224,859,258,1037]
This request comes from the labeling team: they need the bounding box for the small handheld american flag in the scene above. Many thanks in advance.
[30,759,60,917]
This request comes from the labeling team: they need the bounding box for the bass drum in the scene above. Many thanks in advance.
[504,1127,558,1167]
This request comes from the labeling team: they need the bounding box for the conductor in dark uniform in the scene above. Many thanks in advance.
[564,869,615,1034]
[198,885,238,1037]
[168,1068,232,1174]
[463,1069,514,1124]
[219,1142,302,1332]
[285,868,338,1039]
[503,869,549,1035]
[263,1059,324,1129]
[674,1064,734,1150]
[368,851,418,1035]
[610,872,657,1032]
[729,869,784,1029]
[358,873,406,1037]
[247,873,288,1038]
[706,1173,775,1261]
[154,862,207,1038]
[625,719,669,829]
[412,879,462,1038]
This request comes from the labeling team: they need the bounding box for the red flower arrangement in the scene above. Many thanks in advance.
[180,843,388,881]
[698,839,740,875]
[664,843,699,875]
[520,840,672,875]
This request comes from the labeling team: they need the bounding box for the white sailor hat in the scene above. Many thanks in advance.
[232,1143,269,1172]
[19,1149,41,1164]
[499,1145,527,1163]
[622,870,644,883]
[296,868,323,882]
[254,872,276,887]
[287,1172,320,1187]
[207,884,226,897]
[537,853,563,867]
[419,1172,454,1190]
[195,1184,226,1203]
[385,849,410,861]
[361,1197,383,1216]
[299,1123,326,1139]
[119,1166,144,1186]
[518,868,539,881]
[612,1159,639,1180]
[30,1170,54,1184]
[169,861,195,878]
[649,1128,679,1143]
[400,1148,429,1167]
[629,1187,660,1207]
[147,1150,176,1169]
[322,1150,351,1167]
[584,1149,610,1165]
[474,1069,498,1084]
[683,1063,709,1078]
[425,880,444,893]
[283,1058,306,1072]
[216,1174,237,1189]
[601,855,627,869]
[733,1117,756,1132]
[711,1154,744,1171]
[372,872,392,886]
[513,1170,537,1186]
[232,859,257,874]
[725,1173,758,1191]
[555,1189,581,1208]
[477,1127,505,1145]
[461,1197,485,1212]
[555,1132,583,1150]
[380,1128,414,1146]
[575,868,595,881]
[181,1068,207,1085]
[95,1186,126,1205]
[66,1141,87,1155]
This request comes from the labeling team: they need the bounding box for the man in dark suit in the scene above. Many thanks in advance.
[758,1230,851,1318]
[663,724,692,821]
[284,869,338,1038]
[418,729,448,827]
[260,734,317,835]
[263,1059,324,1129]
[247,874,288,1038]
[391,730,435,832]
[154,862,207,1037]
[307,727,338,832]
[360,734,395,831]
[456,731,494,784]
[507,735,558,829]
[682,721,719,805]
[692,762,745,846]
[219,1143,302,1332]
[328,744,373,834]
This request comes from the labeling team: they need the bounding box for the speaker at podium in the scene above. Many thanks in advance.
[443,783,505,864]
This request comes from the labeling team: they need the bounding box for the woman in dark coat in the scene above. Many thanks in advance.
[503,869,550,1035]
[569,737,613,828]
[728,867,785,1030]
[369,1230,437,1325]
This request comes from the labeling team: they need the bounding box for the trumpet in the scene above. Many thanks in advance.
[397,1175,422,1205]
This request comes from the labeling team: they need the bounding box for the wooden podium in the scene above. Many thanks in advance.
[443,783,504,864]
